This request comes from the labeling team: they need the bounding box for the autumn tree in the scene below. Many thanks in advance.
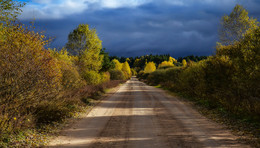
[0,0,25,23]
[144,62,156,73]
[182,59,187,67]
[126,58,131,63]
[219,4,259,45]
[112,59,122,70]
[169,56,177,63]
[122,61,131,79]
[49,48,84,89]
[66,24,103,80]
[109,59,125,80]
[66,24,103,84]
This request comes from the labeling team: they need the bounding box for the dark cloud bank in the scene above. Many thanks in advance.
[22,0,260,58]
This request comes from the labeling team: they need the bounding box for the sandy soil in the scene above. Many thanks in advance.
[47,77,250,148]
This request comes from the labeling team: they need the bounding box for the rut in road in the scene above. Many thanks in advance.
[48,77,250,148]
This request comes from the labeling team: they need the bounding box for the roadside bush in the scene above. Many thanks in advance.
[214,27,260,116]
[202,56,236,110]
[82,70,101,85]
[137,70,144,78]
[178,60,207,97]
[109,69,125,80]
[34,101,79,125]
[0,25,62,132]
[147,69,167,85]
[137,70,150,80]
[163,67,182,88]
[100,72,110,83]
[147,67,182,88]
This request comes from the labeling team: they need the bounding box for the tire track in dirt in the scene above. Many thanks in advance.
[140,83,203,148]
[88,79,134,148]
[126,79,170,148]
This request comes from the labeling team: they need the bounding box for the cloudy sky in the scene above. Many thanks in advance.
[18,0,260,57]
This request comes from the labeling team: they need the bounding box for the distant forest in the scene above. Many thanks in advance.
[110,54,207,68]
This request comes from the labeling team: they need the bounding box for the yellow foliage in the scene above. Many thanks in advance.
[0,25,62,131]
[112,59,122,70]
[122,61,131,79]
[144,62,156,73]
[169,56,177,63]
[66,24,103,74]
[49,48,85,89]
[131,68,137,76]
[182,59,187,67]
[158,61,174,69]
[101,72,110,83]
[82,70,101,85]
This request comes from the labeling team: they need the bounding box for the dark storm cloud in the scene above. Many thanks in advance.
[20,0,260,57]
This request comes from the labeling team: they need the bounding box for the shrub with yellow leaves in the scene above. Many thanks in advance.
[0,25,62,132]
[49,48,85,89]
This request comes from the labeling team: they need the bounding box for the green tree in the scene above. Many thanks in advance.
[144,62,156,73]
[133,58,141,68]
[100,48,115,72]
[66,24,103,72]
[219,4,259,45]
[0,0,25,23]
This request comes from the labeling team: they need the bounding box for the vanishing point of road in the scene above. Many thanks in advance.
[48,77,249,148]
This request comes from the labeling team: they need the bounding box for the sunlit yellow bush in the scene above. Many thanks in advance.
[82,70,101,85]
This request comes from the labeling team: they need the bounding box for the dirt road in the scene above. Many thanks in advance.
[48,77,249,148]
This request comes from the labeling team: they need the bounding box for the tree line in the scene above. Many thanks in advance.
[110,54,207,71]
